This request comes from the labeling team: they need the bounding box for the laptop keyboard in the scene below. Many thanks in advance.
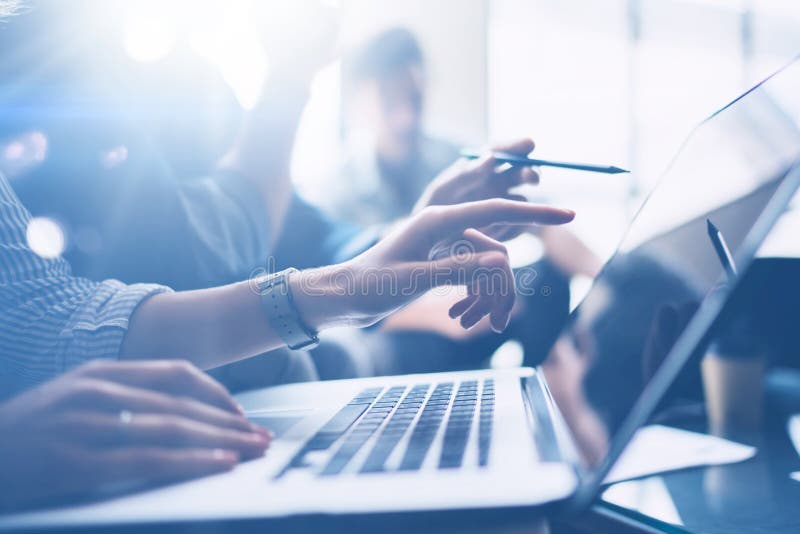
[362,383,433,473]
[276,379,495,479]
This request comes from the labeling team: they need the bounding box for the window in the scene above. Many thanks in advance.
[488,0,800,259]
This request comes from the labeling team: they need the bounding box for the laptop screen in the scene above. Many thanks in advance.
[541,58,800,482]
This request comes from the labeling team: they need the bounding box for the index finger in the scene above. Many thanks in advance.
[61,379,255,434]
[432,199,574,239]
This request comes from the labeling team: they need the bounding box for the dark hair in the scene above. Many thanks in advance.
[343,27,423,88]
[581,252,699,431]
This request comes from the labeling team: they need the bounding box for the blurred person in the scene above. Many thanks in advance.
[297,28,603,377]
[541,252,700,463]
[0,3,552,387]
[305,27,459,227]
[0,359,272,512]
[578,254,700,430]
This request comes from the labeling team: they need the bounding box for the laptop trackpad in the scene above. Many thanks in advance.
[247,409,310,438]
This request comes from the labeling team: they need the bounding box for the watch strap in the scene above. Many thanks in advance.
[255,268,319,351]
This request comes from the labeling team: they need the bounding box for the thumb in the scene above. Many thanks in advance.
[493,138,535,155]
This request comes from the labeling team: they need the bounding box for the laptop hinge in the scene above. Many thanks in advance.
[521,371,581,466]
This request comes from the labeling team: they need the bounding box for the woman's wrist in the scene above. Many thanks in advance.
[288,264,355,332]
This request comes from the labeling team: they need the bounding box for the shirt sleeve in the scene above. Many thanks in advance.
[0,175,170,399]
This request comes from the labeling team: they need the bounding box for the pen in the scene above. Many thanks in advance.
[460,149,630,175]
[706,218,738,281]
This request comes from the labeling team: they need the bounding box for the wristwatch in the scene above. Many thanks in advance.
[254,268,319,351]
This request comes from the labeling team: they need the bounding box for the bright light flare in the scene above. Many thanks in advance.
[186,1,268,110]
[100,146,129,169]
[0,131,48,179]
[121,0,269,110]
[490,340,525,369]
[122,4,177,63]
[26,217,66,259]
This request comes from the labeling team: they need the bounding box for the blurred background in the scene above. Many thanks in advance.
[296,0,800,260]
[1,0,799,292]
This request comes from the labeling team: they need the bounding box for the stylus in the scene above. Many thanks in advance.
[459,149,629,175]
[707,218,738,281]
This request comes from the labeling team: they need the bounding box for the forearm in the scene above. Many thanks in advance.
[113,200,576,367]
[119,267,350,369]
[120,281,276,369]
[218,81,310,244]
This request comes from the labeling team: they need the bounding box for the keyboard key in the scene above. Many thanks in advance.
[307,404,370,449]
[274,387,382,478]
[398,387,453,471]
[478,382,494,467]
[319,387,409,476]
[358,386,433,474]
[438,383,476,469]
[281,380,497,479]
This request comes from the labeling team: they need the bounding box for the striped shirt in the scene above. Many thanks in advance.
[0,173,170,400]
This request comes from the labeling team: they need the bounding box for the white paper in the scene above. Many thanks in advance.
[602,477,684,525]
[605,425,757,484]
[787,414,800,457]
[787,415,800,483]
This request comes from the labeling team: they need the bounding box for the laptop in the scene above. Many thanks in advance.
[2,59,800,530]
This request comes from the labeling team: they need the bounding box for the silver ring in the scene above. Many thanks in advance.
[119,410,133,426]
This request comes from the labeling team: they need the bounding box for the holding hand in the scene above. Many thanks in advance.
[0,360,269,512]
[415,138,541,211]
